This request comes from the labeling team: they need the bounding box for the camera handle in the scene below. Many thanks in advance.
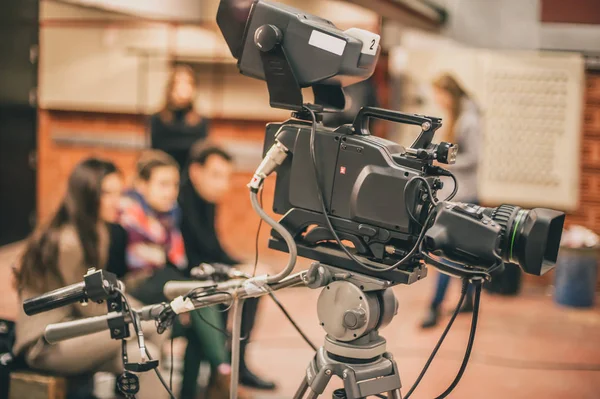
[351,107,442,149]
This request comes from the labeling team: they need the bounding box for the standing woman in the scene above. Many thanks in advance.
[151,65,209,171]
[421,73,482,329]
[13,158,167,399]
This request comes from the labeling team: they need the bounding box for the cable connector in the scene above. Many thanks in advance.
[248,140,289,190]
[426,165,453,177]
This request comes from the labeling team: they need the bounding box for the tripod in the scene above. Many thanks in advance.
[294,263,404,399]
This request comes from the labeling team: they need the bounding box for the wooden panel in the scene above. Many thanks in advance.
[10,372,66,399]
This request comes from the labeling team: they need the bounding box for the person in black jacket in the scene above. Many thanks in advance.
[150,65,209,170]
[178,141,276,391]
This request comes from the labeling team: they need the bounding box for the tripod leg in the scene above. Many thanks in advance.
[293,376,310,399]
[387,389,402,399]
[306,389,320,399]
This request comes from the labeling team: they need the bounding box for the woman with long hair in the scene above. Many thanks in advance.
[151,65,209,170]
[421,73,482,329]
[13,158,167,399]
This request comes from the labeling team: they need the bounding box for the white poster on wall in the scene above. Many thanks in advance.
[389,48,584,211]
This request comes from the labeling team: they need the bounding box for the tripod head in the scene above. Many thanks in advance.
[299,263,403,398]
[306,263,397,345]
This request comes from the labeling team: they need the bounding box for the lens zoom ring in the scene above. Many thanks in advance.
[491,205,517,242]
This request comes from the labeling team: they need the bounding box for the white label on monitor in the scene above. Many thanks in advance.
[344,28,380,56]
[309,30,346,56]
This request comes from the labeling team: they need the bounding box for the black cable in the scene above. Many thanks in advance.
[405,187,424,226]
[185,291,249,341]
[404,177,438,226]
[115,289,143,337]
[169,332,174,393]
[145,347,177,399]
[115,289,176,399]
[253,188,264,278]
[445,172,458,201]
[267,291,317,351]
[404,279,469,399]
[195,309,240,338]
[409,176,439,206]
[405,168,458,227]
[435,280,483,399]
[305,106,435,273]
[425,165,458,202]
[186,290,235,312]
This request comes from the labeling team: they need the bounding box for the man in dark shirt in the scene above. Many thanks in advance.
[178,141,276,391]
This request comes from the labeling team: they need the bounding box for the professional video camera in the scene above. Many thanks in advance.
[217,0,565,284]
[22,2,568,399]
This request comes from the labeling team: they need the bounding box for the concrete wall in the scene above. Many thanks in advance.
[440,0,541,50]
[386,0,600,53]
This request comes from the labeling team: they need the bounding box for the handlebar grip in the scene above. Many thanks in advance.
[23,282,87,316]
[44,304,167,344]
[44,313,122,344]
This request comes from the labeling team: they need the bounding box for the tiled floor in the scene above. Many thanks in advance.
[243,261,600,399]
[2,244,600,398]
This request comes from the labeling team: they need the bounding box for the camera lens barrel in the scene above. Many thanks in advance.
[486,204,565,276]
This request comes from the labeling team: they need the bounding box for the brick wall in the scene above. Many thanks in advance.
[565,72,600,232]
[37,110,276,261]
[37,110,147,221]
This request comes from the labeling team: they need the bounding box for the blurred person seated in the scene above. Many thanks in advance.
[421,73,481,329]
[151,65,209,171]
[178,141,276,391]
[109,150,251,399]
[12,158,168,399]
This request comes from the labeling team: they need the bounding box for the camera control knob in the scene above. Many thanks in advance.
[254,24,283,52]
[343,308,367,330]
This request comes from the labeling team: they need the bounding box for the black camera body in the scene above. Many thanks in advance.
[218,0,566,284]
[262,109,448,283]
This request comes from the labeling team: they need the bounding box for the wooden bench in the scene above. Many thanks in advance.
[9,371,66,399]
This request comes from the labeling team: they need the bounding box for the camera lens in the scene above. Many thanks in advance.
[485,205,565,276]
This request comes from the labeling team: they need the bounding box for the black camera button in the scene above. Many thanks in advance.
[358,224,377,237]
